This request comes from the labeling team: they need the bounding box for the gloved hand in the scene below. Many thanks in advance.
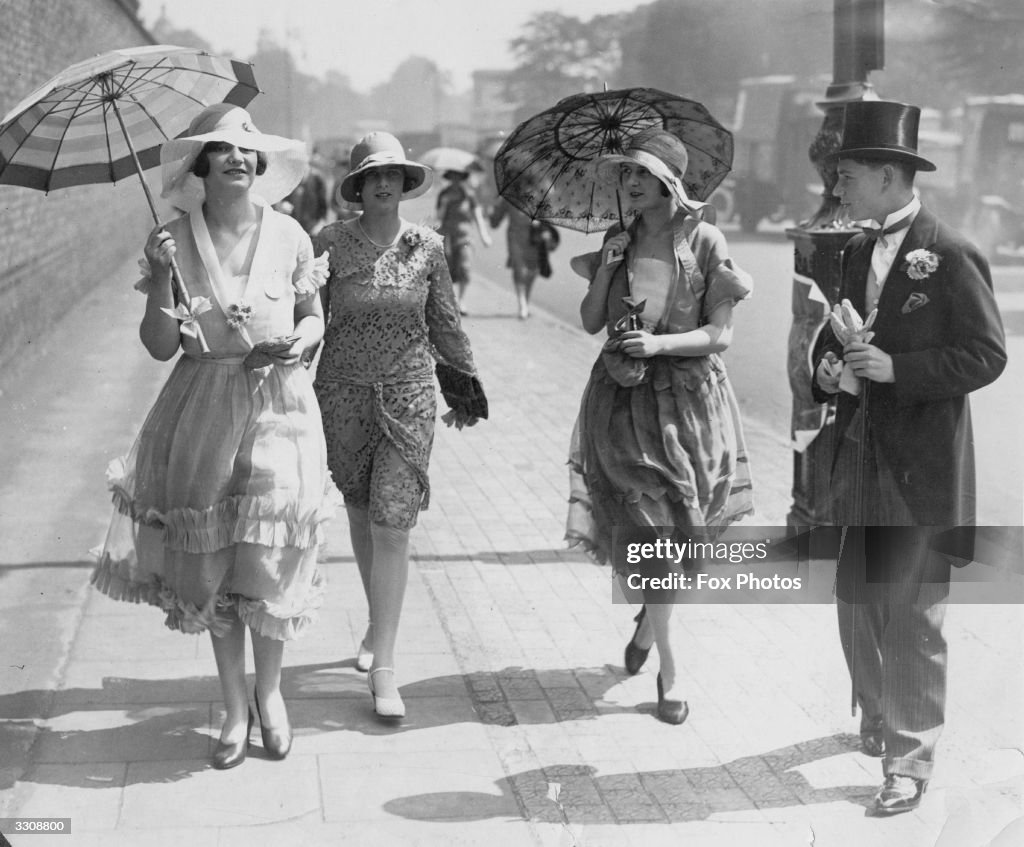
[442,408,479,430]
[829,299,877,347]
[243,335,301,370]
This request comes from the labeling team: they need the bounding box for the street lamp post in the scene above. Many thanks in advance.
[786,0,884,527]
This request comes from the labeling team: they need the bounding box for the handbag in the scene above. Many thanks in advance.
[530,221,560,278]
[601,298,650,387]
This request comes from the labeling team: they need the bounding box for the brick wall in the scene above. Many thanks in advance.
[0,0,155,368]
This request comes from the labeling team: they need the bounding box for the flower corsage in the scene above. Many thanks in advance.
[400,227,426,261]
[225,300,255,347]
[902,248,941,281]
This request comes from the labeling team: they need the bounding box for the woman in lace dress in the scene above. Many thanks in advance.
[314,132,487,720]
[92,105,331,769]
[566,129,754,724]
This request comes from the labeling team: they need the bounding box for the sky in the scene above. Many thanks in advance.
[137,0,643,92]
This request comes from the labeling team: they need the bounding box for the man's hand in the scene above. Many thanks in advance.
[816,351,843,394]
[843,341,895,383]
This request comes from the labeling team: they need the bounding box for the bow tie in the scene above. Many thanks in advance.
[860,214,913,245]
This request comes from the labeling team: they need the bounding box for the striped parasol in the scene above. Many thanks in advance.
[0,44,258,191]
[0,45,261,350]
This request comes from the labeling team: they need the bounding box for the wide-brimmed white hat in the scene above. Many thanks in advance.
[593,128,714,222]
[160,104,308,211]
[338,131,432,205]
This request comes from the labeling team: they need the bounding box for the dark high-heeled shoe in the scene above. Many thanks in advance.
[212,708,254,770]
[624,606,651,675]
[254,688,293,760]
[656,673,689,726]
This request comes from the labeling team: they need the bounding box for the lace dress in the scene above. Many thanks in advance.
[91,205,332,639]
[313,218,478,529]
[566,213,755,572]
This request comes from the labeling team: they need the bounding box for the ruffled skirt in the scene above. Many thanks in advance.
[92,356,331,640]
[566,353,754,573]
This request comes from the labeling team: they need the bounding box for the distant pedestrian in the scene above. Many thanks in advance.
[313,132,487,721]
[566,128,754,725]
[278,163,329,235]
[488,197,560,319]
[812,100,1006,815]
[92,104,331,770]
[436,168,492,314]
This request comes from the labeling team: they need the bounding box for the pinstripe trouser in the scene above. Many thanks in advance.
[836,529,950,781]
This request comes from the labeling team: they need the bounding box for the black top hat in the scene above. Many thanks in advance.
[834,100,936,172]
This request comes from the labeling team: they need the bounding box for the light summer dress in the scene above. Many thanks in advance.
[92,205,332,639]
[566,212,755,572]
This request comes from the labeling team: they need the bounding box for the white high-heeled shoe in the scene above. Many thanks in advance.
[367,668,405,719]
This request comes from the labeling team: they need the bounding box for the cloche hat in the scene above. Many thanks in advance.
[338,131,432,204]
[833,100,936,172]
[160,103,309,211]
[594,128,714,222]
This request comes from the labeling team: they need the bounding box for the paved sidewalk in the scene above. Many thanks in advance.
[0,257,1022,847]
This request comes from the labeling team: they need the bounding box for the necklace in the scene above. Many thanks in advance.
[357,217,400,249]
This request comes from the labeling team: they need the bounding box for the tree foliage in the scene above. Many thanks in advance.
[879,0,1024,107]
[370,57,449,135]
[507,11,628,115]
[506,0,1021,127]
[244,31,365,144]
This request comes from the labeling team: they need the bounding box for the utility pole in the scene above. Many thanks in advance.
[786,0,884,526]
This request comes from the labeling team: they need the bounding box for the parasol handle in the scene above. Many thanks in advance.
[614,189,633,288]
[107,92,208,352]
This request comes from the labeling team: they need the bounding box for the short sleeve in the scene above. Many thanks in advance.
[134,256,154,295]
[694,223,753,316]
[292,229,328,299]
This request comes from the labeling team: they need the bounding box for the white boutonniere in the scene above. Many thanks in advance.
[902,248,941,281]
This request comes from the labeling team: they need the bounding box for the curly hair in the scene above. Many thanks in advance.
[191,141,268,177]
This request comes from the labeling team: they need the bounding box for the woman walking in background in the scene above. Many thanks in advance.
[436,167,492,314]
[488,196,560,320]
[92,104,331,769]
[566,129,754,724]
[314,132,487,720]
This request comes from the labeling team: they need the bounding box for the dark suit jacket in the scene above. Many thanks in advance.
[812,206,1007,525]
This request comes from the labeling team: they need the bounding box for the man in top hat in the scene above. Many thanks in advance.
[812,100,1006,814]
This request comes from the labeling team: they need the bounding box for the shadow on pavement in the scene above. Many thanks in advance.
[0,662,647,789]
[0,706,211,789]
[382,734,875,824]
